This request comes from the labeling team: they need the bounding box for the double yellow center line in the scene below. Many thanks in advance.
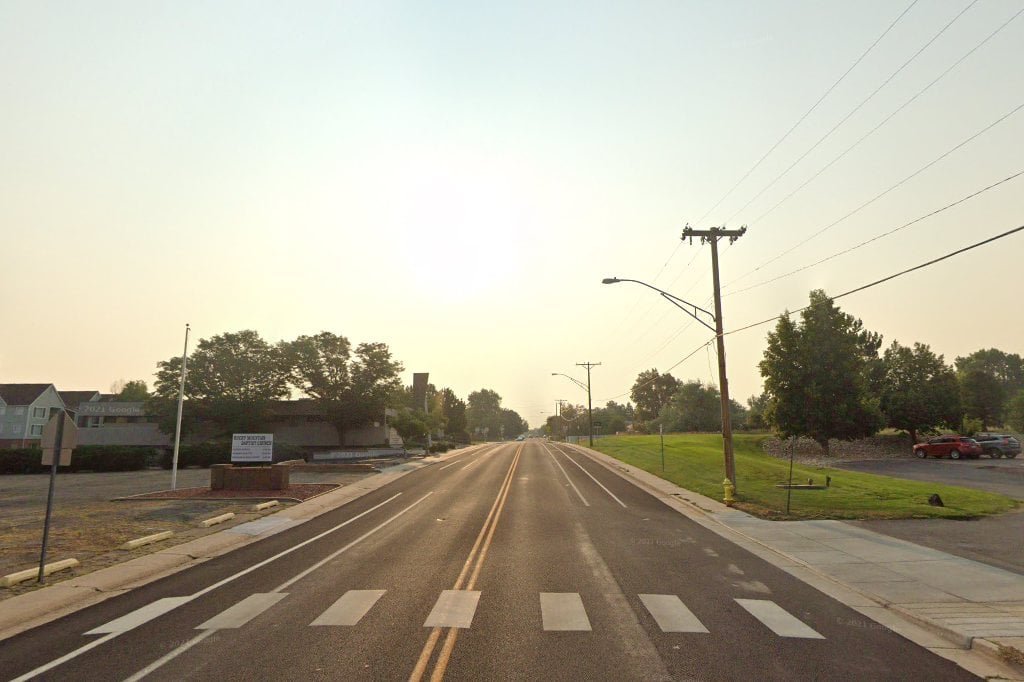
[408,444,523,682]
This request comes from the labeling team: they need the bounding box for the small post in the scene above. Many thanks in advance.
[660,424,665,471]
[786,437,795,516]
[171,323,190,490]
[38,410,65,583]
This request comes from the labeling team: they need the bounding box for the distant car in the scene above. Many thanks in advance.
[912,435,983,460]
[973,433,1021,459]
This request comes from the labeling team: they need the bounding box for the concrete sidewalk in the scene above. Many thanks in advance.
[570,444,1024,680]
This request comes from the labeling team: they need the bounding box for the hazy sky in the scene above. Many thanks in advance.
[2,1,1022,427]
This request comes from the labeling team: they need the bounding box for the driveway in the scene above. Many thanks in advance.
[833,458,1024,575]
[833,457,1024,500]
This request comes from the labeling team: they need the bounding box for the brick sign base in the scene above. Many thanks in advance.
[210,463,290,490]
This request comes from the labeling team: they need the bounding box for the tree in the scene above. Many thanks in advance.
[879,342,961,444]
[439,388,468,441]
[282,332,404,437]
[657,381,745,433]
[630,369,680,422]
[745,393,770,430]
[114,380,149,402]
[500,408,528,439]
[959,368,1004,429]
[759,290,884,453]
[467,389,503,439]
[955,349,1024,398]
[1006,389,1024,432]
[151,330,289,436]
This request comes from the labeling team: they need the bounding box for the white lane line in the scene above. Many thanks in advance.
[195,492,404,598]
[544,445,589,506]
[558,451,627,508]
[639,594,709,633]
[540,593,592,631]
[196,593,288,630]
[311,590,386,626]
[423,590,481,628]
[86,597,194,635]
[16,494,408,682]
[122,630,215,682]
[9,632,120,682]
[117,494,431,681]
[439,461,462,470]
[735,599,824,639]
[274,492,433,592]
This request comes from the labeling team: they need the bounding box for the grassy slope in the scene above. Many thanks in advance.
[589,433,1017,520]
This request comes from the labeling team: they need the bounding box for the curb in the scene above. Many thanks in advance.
[562,442,1024,676]
[0,449,469,643]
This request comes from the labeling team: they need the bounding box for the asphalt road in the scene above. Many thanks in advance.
[2,441,974,681]
[833,457,1024,499]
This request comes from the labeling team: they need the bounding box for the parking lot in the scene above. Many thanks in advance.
[833,456,1024,499]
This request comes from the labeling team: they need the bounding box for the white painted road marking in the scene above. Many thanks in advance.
[85,597,194,635]
[543,444,589,506]
[196,593,288,630]
[311,590,386,626]
[559,451,627,507]
[639,594,709,633]
[540,592,592,631]
[424,590,481,628]
[735,599,824,639]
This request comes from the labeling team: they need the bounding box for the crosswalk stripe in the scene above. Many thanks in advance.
[85,597,193,635]
[424,590,481,628]
[540,592,592,631]
[735,599,824,639]
[311,590,386,626]
[196,593,288,630]
[639,594,709,633]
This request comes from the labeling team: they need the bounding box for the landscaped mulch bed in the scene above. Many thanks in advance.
[120,483,338,502]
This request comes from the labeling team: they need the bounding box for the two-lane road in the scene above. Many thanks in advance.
[3,441,974,680]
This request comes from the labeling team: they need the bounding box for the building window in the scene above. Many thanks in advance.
[0,405,5,415]
[16,407,25,415]
[32,407,46,419]
[0,424,4,433]
[30,424,43,436]
[13,424,22,433]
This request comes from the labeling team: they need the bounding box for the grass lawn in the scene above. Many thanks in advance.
[589,433,1018,520]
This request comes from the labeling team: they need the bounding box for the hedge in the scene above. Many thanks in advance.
[0,446,151,474]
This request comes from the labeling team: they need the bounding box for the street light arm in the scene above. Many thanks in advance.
[602,277,717,333]
[551,372,588,391]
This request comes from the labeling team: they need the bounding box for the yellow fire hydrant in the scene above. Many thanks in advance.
[723,478,736,507]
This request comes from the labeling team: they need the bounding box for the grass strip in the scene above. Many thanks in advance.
[590,433,1017,520]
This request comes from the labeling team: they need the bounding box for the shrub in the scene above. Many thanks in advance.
[160,442,232,469]
[0,448,47,474]
[68,446,149,472]
[428,442,451,454]
[962,417,984,437]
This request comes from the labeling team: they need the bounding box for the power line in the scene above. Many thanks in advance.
[696,0,920,225]
[725,223,1024,337]
[743,3,1024,229]
[722,0,980,226]
[724,169,1024,297]
[724,100,1024,289]
[600,223,1024,402]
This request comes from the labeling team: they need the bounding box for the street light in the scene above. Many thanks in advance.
[552,367,600,447]
[603,276,737,491]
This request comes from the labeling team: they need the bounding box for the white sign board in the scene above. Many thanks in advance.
[231,433,274,463]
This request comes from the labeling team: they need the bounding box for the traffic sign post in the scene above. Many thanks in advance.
[38,410,76,583]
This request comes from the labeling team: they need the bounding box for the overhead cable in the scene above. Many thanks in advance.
[696,0,920,225]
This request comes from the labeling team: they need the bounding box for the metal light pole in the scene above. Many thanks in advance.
[603,267,739,492]
[171,323,190,491]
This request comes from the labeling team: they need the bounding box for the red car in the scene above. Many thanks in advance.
[913,435,983,460]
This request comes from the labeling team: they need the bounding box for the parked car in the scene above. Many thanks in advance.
[973,433,1021,459]
[912,435,983,460]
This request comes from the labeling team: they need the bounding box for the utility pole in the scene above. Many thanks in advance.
[682,225,745,492]
[576,362,601,447]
